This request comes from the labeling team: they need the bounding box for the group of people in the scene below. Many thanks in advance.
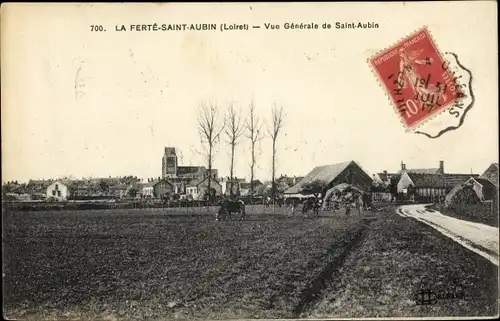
[287,193,369,215]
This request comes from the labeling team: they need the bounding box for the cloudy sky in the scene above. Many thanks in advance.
[2,2,498,183]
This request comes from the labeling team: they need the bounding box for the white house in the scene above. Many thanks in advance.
[186,176,222,200]
[46,181,71,201]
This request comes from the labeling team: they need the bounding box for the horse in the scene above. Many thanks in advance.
[216,199,246,221]
[301,198,320,218]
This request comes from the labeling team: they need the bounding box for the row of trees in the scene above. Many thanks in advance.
[196,99,286,201]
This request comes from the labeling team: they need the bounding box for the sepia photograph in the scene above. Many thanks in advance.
[1,2,499,320]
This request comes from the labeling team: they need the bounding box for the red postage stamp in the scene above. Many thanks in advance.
[369,27,464,129]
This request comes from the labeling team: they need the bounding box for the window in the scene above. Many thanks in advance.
[57,191,61,197]
[52,190,56,196]
[55,184,59,190]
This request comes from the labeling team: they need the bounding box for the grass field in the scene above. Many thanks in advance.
[3,206,497,320]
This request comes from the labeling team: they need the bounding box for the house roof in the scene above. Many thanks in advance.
[479,163,499,187]
[406,173,478,188]
[444,174,479,188]
[240,180,263,189]
[141,179,173,188]
[50,179,73,188]
[398,168,441,175]
[187,176,221,187]
[376,172,397,182]
[475,178,498,200]
[285,161,361,194]
[446,177,498,205]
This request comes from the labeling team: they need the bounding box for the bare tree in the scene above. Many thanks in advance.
[245,98,264,197]
[196,100,225,202]
[267,103,286,201]
[224,102,245,196]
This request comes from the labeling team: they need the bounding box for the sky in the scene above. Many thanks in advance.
[2,2,498,183]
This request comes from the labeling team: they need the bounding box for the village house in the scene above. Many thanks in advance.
[239,180,264,196]
[46,180,71,201]
[393,161,478,202]
[276,175,304,189]
[141,178,174,199]
[284,160,373,198]
[372,170,397,187]
[186,176,222,200]
[167,177,189,195]
[219,177,246,196]
[371,171,397,201]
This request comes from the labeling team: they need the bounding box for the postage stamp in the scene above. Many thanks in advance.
[369,27,465,130]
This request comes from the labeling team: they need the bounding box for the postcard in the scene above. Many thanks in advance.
[1,2,498,320]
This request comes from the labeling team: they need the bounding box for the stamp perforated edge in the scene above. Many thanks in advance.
[367,25,462,132]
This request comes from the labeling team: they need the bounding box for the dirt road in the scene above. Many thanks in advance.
[398,204,499,266]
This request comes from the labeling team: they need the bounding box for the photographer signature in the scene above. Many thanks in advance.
[414,289,467,305]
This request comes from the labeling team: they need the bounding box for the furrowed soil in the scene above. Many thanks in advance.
[3,208,370,320]
[3,207,497,320]
[308,207,498,318]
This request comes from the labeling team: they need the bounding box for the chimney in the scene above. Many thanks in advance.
[401,161,406,171]
[439,160,444,173]
[383,170,387,175]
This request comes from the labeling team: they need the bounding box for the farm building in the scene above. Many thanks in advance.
[284,160,373,199]
[46,180,71,201]
[445,163,499,207]
[479,163,499,186]
[445,177,497,207]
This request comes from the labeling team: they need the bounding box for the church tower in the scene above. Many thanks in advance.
[162,147,178,178]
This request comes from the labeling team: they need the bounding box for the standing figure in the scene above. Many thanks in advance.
[356,194,363,214]
[345,202,351,216]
